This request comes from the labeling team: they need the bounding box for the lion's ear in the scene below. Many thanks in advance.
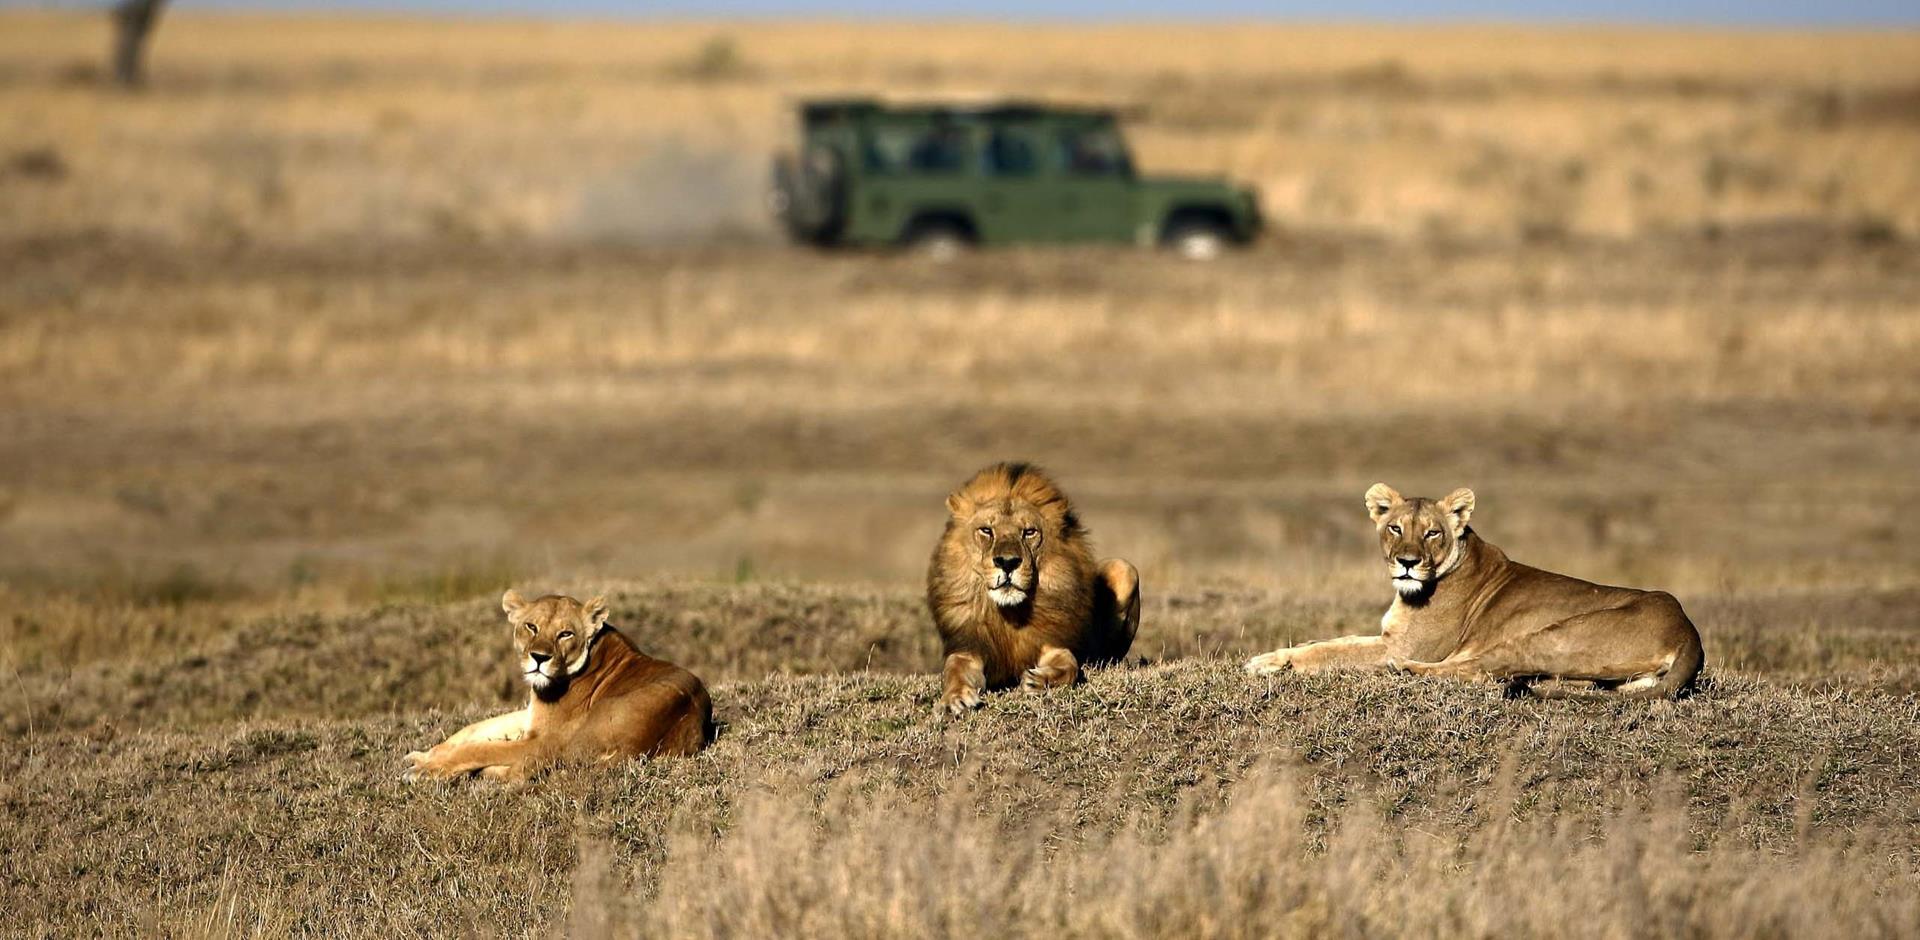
[1442,488,1475,533]
[1364,483,1402,522]
[502,589,528,617]
[582,595,610,629]
[945,492,970,518]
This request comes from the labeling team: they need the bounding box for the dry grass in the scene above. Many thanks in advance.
[6,618,1919,936]
[612,770,1918,939]
[3,241,1914,614]
[1,10,1918,938]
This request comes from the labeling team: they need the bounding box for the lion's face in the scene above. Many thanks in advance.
[955,502,1048,607]
[502,590,609,695]
[1364,484,1475,599]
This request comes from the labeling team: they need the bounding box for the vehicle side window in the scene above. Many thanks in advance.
[906,121,970,174]
[1055,127,1132,178]
[984,127,1039,177]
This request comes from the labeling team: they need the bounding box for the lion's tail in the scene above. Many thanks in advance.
[1634,602,1707,700]
[1657,630,1706,699]
[1090,558,1140,665]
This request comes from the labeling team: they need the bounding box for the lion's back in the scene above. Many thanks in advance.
[545,641,712,759]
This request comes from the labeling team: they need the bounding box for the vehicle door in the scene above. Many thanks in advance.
[850,115,976,244]
[1046,122,1137,244]
[973,121,1058,244]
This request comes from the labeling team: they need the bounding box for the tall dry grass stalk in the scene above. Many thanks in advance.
[580,771,1917,939]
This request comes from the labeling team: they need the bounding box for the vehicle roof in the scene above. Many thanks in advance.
[798,97,1128,123]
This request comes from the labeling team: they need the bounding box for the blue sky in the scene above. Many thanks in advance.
[21,0,1920,27]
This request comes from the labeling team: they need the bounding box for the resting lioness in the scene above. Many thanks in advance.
[1245,484,1704,698]
[405,590,711,782]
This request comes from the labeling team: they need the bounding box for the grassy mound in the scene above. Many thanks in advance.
[3,587,1916,936]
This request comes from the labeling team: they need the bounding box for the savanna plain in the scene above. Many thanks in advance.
[1,11,1918,938]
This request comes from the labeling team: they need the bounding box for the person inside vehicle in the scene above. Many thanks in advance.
[909,117,969,173]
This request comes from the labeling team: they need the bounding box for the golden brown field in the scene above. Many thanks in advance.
[5,12,1920,244]
[1,11,1918,938]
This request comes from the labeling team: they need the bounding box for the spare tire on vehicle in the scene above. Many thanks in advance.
[770,145,846,243]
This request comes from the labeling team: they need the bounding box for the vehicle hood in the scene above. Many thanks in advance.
[1137,174,1239,189]
[1135,175,1259,201]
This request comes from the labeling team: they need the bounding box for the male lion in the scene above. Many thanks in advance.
[928,462,1141,716]
[406,590,711,782]
[1245,484,1704,698]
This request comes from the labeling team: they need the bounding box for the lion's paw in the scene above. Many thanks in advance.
[1023,661,1081,691]
[401,752,430,784]
[402,748,455,782]
[940,687,983,717]
[1244,650,1296,676]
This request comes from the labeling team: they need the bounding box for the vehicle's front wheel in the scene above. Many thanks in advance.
[900,219,973,261]
[1163,218,1231,261]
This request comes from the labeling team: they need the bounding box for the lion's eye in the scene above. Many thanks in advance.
[1424,529,1441,540]
[1387,524,1402,536]
[977,526,992,537]
[522,622,537,634]
[1022,527,1039,539]
[557,630,574,640]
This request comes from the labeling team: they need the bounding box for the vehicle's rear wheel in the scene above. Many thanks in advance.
[900,219,973,261]
[1164,219,1231,261]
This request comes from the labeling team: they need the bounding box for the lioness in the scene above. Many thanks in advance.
[1245,484,1704,698]
[406,590,711,782]
[929,462,1141,716]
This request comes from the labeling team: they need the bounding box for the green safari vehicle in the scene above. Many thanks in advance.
[770,98,1262,259]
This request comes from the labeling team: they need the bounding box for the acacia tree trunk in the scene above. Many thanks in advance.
[111,0,168,88]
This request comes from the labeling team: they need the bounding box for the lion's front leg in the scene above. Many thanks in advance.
[405,737,544,782]
[1388,655,1488,681]
[1022,645,1078,692]
[404,708,531,780]
[1246,635,1391,676]
[437,708,531,748]
[940,651,986,717]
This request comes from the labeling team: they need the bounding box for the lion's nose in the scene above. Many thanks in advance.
[993,555,1022,573]
[1395,555,1420,569]
[528,651,552,665]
